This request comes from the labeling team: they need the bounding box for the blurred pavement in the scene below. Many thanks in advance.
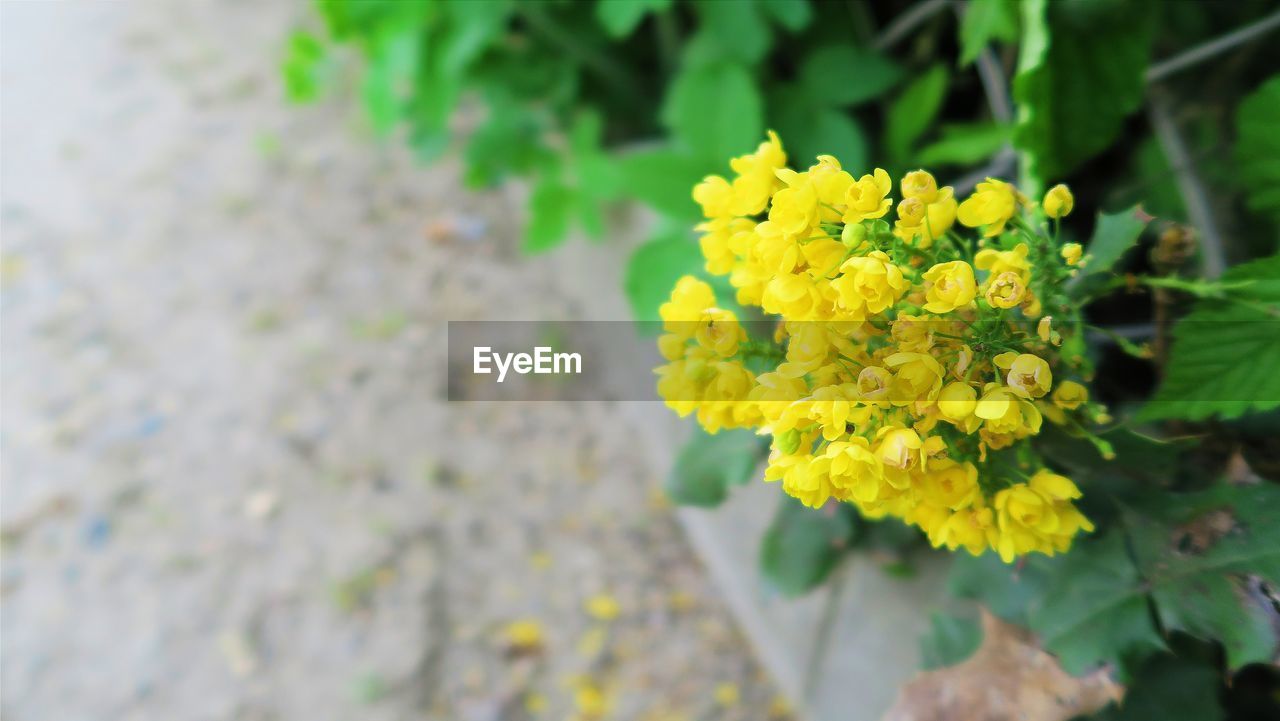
[0,2,783,719]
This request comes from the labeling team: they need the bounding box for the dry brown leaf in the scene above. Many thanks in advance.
[881,609,1123,721]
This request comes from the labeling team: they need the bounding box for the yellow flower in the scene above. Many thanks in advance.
[997,353,1053,398]
[901,170,940,202]
[923,190,958,244]
[842,168,893,223]
[729,131,787,215]
[922,261,977,313]
[856,365,894,403]
[769,180,818,237]
[885,352,944,404]
[832,250,908,317]
[694,307,745,357]
[984,271,1026,309]
[920,459,980,510]
[975,384,1043,436]
[994,472,1093,562]
[585,593,621,621]
[1052,380,1088,409]
[660,276,715,332]
[503,619,544,650]
[893,197,927,243]
[957,178,1017,237]
[823,438,885,503]
[875,426,923,486]
[891,314,935,352]
[1042,184,1074,219]
[937,381,977,423]
[974,242,1031,282]
[1061,242,1083,266]
[693,175,735,219]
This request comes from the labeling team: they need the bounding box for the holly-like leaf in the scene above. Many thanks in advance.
[666,427,765,507]
[662,62,764,163]
[759,495,854,596]
[1235,75,1280,219]
[947,551,1055,626]
[1076,204,1150,280]
[1029,532,1165,675]
[1124,483,1280,670]
[1014,0,1154,182]
[919,613,983,670]
[1140,254,1280,421]
[1090,650,1226,721]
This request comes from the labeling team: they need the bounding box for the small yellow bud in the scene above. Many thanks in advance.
[1043,184,1074,218]
[1061,242,1083,266]
[901,170,939,202]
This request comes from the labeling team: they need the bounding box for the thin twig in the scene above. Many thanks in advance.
[1147,91,1227,279]
[951,147,1017,196]
[875,0,950,51]
[1146,9,1280,83]
[974,47,1013,123]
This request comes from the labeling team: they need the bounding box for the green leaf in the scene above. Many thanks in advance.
[946,551,1054,626]
[464,96,549,187]
[1124,483,1280,669]
[885,64,949,161]
[1076,205,1151,280]
[959,0,1019,66]
[1029,532,1165,675]
[1090,650,1226,721]
[1013,0,1154,183]
[1141,254,1280,421]
[667,428,765,507]
[662,62,764,163]
[624,231,705,321]
[799,44,902,108]
[362,29,420,134]
[688,0,773,66]
[915,123,1011,166]
[1235,75,1280,220]
[759,0,812,31]
[919,613,982,670]
[282,31,328,103]
[772,93,868,171]
[595,0,672,39]
[617,148,713,221]
[524,177,575,253]
[760,495,854,596]
[438,1,510,76]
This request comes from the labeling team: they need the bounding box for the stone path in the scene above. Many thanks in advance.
[0,2,787,719]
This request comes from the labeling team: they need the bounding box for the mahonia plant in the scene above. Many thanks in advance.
[656,132,1114,563]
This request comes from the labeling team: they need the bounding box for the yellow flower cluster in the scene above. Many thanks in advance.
[657,133,1103,562]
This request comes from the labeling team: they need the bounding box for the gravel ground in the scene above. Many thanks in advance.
[0,2,785,720]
